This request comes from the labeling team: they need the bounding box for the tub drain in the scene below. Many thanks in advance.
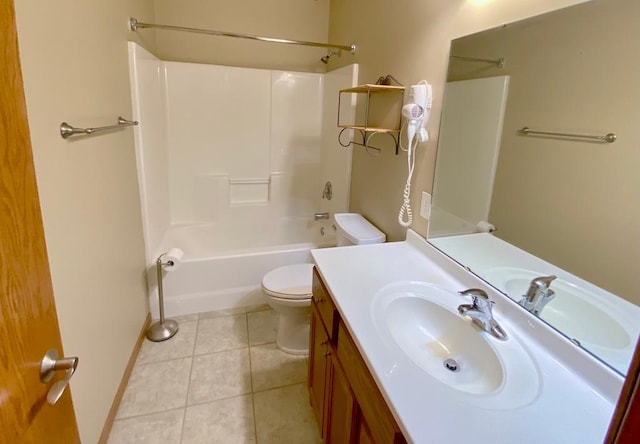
[443,359,460,372]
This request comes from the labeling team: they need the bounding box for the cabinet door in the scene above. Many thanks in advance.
[308,305,329,436]
[337,321,406,443]
[326,351,357,443]
[356,416,375,444]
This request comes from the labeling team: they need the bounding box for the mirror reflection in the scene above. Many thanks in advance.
[428,0,640,376]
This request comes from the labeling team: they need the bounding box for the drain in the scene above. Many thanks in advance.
[443,358,460,372]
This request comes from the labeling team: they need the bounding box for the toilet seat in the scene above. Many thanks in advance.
[262,263,314,300]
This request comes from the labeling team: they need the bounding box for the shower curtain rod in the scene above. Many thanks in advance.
[129,18,357,54]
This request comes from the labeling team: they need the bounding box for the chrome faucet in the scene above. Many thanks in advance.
[519,275,557,316]
[314,212,330,221]
[457,288,508,341]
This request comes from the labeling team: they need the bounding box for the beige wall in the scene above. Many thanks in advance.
[328,0,588,242]
[449,0,640,303]
[153,0,331,72]
[14,1,156,442]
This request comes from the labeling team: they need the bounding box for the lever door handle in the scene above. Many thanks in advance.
[40,348,79,405]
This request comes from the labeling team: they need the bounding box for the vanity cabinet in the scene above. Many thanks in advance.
[308,267,406,444]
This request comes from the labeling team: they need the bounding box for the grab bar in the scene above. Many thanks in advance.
[60,117,138,139]
[519,126,616,143]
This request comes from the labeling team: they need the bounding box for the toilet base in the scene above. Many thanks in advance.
[261,263,315,356]
[275,307,311,355]
[264,296,311,356]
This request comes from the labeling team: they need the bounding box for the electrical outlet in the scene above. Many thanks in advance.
[420,191,432,219]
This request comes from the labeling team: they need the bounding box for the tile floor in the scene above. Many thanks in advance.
[108,305,322,444]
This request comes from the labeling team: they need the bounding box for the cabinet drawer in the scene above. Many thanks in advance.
[312,267,338,340]
[337,321,406,444]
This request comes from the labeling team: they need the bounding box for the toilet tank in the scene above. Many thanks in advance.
[334,213,386,246]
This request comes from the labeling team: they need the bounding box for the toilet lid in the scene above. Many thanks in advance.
[262,263,314,300]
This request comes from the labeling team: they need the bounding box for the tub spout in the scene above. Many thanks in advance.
[314,212,330,221]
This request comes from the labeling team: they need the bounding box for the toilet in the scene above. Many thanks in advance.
[262,213,386,355]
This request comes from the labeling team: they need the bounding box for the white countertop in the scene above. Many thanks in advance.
[311,230,623,444]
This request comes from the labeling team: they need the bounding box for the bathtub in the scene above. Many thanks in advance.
[148,218,335,318]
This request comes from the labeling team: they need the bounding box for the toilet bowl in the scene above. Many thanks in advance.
[262,263,314,355]
[262,213,385,355]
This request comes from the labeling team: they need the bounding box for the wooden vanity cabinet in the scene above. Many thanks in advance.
[308,268,406,444]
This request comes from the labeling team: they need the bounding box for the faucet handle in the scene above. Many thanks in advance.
[459,288,491,312]
[530,275,557,290]
[458,288,489,299]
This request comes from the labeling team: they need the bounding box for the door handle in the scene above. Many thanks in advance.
[40,349,78,405]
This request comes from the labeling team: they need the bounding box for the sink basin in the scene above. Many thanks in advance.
[383,294,503,395]
[483,267,631,350]
[371,281,540,410]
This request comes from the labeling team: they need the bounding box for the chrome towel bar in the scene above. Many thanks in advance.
[59,117,138,139]
[519,127,616,143]
[450,55,505,68]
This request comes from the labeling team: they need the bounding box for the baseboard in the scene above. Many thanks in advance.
[97,313,151,444]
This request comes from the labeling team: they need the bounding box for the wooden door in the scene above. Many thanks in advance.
[0,0,79,442]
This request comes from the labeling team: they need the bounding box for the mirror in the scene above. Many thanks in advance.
[428,0,640,376]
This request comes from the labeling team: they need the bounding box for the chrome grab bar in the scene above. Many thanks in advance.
[519,127,616,143]
[60,116,138,139]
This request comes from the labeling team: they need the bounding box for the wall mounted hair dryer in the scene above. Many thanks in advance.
[398,81,433,228]
[402,82,433,148]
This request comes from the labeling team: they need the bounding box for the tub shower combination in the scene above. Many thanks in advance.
[128,42,358,320]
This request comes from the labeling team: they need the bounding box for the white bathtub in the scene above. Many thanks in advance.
[148,218,335,318]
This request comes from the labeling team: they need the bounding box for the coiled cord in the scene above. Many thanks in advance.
[398,130,418,227]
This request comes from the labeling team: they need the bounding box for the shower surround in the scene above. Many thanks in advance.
[128,43,357,316]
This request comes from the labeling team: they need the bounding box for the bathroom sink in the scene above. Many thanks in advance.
[371,281,540,410]
[482,267,632,350]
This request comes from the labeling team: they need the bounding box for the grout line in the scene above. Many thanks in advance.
[184,391,254,409]
[252,380,308,395]
[178,318,199,443]
[197,307,259,321]
[192,343,250,357]
[251,392,259,443]
[248,341,277,350]
[245,312,254,393]
[135,353,196,367]
[245,312,260,442]
[111,406,186,423]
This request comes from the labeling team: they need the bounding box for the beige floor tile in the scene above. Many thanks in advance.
[107,409,184,444]
[250,343,307,392]
[137,321,197,364]
[247,309,277,346]
[254,383,321,444]
[194,314,248,355]
[171,313,199,323]
[188,349,252,405]
[198,307,247,320]
[116,358,191,419]
[246,303,270,313]
[182,395,256,444]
